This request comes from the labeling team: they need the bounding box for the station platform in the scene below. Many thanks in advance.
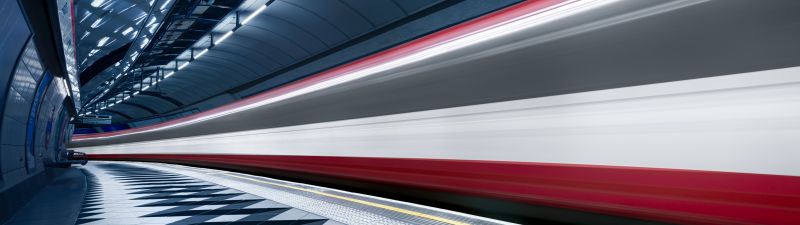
[65,162,513,225]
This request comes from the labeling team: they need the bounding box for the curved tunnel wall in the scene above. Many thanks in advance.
[0,0,75,222]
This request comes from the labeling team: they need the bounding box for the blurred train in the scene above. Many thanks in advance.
[70,0,800,224]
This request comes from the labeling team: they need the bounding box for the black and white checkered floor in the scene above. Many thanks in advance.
[76,163,338,225]
[76,162,514,225]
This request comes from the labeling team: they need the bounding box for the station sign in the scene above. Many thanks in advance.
[77,115,112,125]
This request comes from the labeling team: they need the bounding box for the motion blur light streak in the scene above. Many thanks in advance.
[89,153,800,225]
[56,1,800,224]
[75,66,800,176]
[72,0,617,141]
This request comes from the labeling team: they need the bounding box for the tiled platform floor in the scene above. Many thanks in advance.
[77,162,515,225]
[76,163,337,225]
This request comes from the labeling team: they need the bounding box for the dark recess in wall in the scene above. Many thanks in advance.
[79,42,133,86]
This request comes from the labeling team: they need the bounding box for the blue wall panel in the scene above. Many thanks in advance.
[0,0,32,113]
[35,77,69,166]
[26,72,52,172]
[0,1,74,223]
[0,0,32,189]
[1,38,42,187]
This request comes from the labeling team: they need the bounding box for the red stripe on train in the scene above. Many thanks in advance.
[71,0,566,140]
[88,154,800,225]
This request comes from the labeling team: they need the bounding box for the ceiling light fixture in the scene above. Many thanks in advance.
[122,27,134,35]
[195,49,209,59]
[61,78,72,97]
[90,0,105,8]
[96,37,109,47]
[214,31,234,45]
[241,5,268,25]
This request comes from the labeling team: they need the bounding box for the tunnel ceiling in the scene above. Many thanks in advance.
[79,0,520,125]
[75,0,152,85]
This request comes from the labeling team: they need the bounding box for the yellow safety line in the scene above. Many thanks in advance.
[222,173,470,225]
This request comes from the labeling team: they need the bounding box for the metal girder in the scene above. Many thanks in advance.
[84,0,246,117]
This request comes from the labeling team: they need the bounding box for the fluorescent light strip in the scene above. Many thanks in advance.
[77,0,615,140]
[165,71,175,78]
[214,31,234,45]
[122,27,134,35]
[97,37,110,47]
[61,78,71,97]
[91,0,105,8]
[195,49,209,58]
[160,0,173,10]
[178,62,190,70]
[241,5,267,25]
